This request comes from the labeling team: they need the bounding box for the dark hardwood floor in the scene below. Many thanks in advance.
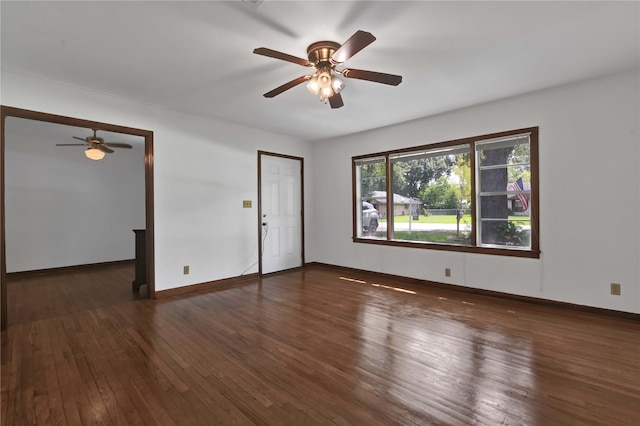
[2,263,639,425]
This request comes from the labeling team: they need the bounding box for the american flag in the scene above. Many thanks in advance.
[511,177,528,210]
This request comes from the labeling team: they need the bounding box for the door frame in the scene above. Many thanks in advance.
[1,106,155,330]
[257,151,304,276]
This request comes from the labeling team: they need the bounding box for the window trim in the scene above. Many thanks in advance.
[352,127,540,258]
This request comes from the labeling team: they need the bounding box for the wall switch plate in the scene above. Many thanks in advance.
[183,265,190,275]
[445,268,451,277]
[243,200,252,208]
[610,283,621,295]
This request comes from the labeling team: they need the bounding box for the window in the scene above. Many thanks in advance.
[353,127,539,258]
[476,135,531,248]
[354,156,386,239]
[390,145,471,245]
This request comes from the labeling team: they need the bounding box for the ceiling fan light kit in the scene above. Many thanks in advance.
[56,129,133,160]
[85,148,106,161]
[306,67,345,104]
[253,30,402,109]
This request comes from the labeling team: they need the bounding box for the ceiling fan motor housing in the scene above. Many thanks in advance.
[307,41,341,66]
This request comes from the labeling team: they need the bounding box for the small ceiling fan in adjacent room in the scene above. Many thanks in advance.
[253,30,402,109]
[56,129,133,160]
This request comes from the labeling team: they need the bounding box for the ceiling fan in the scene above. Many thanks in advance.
[253,30,402,109]
[56,129,133,160]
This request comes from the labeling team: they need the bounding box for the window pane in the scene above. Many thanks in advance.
[477,135,531,248]
[479,217,531,247]
[391,147,471,245]
[356,158,386,239]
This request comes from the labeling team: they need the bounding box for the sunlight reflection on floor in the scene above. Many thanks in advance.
[339,276,417,295]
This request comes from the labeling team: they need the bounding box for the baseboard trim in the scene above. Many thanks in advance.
[305,262,640,321]
[6,259,135,278]
[156,273,260,299]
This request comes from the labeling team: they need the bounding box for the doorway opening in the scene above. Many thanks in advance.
[1,106,155,330]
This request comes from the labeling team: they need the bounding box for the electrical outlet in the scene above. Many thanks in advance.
[610,283,621,296]
[445,268,451,277]
[183,265,190,275]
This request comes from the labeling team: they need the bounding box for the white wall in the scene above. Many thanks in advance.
[1,72,315,291]
[312,71,640,314]
[5,118,145,272]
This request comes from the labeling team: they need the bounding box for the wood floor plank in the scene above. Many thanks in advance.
[40,319,68,425]
[2,262,639,425]
[47,318,83,426]
[126,327,190,394]
[30,320,53,426]
[103,332,176,426]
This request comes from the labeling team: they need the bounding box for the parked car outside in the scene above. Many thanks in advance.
[362,201,379,232]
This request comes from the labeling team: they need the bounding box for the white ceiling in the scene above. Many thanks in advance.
[2,1,638,142]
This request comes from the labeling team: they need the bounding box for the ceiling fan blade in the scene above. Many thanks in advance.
[97,145,114,154]
[253,47,313,67]
[104,143,133,149]
[329,93,344,109]
[331,30,376,64]
[56,143,87,146]
[263,75,312,98]
[72,136,87,142]
[342,68,402,86]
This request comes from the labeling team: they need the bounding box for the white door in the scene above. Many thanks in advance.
[260,153,303,274]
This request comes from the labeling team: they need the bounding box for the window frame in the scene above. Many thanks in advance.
[352,127,539,258]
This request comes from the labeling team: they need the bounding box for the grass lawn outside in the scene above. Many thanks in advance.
[393,230,471,244]
[365,229,471,244]
[366,215,530,246]
[380,215,530,224]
